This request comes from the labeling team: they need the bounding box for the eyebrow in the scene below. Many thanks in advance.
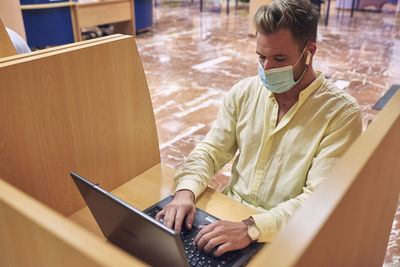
[256,51,265,57]
[256,51,287,58]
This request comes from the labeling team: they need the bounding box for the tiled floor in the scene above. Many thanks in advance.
[135,1,400,264]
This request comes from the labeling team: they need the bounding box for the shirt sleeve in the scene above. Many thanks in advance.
[252,107,362,242]
[174,87,240,200]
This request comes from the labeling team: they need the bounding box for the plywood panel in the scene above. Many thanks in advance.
[0,0,26,40]
[0,35,160,216]
[0,19,16,57]
[0,34,122,64]
[250,90,400,266]
[0,178,146,267]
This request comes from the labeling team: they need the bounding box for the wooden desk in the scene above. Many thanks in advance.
[70,163,260,238]
[70,0,135,42]
[20,0,135,45]
[69,163,264,266]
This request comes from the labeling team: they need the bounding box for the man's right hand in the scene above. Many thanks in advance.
[155,189,196,234]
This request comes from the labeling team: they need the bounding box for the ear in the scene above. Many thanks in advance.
[305,43,317,66]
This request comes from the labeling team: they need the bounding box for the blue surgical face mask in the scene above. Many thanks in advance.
[258,48,310,94]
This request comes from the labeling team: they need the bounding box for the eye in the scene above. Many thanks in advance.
[274,56,286,62]
[259,55,266,61]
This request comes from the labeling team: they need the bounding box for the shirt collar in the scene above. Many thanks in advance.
[264,71,325,102]
[298,71,325,105]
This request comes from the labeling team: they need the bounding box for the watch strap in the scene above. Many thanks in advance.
[242,217,256,226]
[242,217,260,242]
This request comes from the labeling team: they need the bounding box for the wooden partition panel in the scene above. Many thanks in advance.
[0,0,26,40]
[0,36,160,216]
[0,19,17,58]
[250,91,400,266]
[0,178,146,267]
[0,34,122,64]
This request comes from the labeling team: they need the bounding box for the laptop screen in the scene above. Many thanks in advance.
[70,172,189,267]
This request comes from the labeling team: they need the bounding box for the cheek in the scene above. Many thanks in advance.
[293,60,307,78]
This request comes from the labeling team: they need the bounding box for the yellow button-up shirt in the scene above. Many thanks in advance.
[174,73,362,242]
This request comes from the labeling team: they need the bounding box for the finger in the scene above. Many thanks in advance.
[197,223,212,231]
[155,210,164,221]
[193,224,212,246]
[196,230,216,250]
[213,242,231,257]
[203,236,225,254]
[185,207,196,230]
[174,208,186,234]
[163,207,176,229]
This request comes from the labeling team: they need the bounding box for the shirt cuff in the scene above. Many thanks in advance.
[251,212,278,243]
[175,179,205,202]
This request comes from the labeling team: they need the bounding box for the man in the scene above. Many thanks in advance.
[156,0,362,257]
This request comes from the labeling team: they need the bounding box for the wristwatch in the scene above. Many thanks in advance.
[242,217,260,242]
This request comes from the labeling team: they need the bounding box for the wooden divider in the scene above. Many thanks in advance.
[0,19,17,58]
[0,178,146,267]
[0,0,26,40]
[250,90,400,266]
[0,35,160,216]
[0,34,123,64]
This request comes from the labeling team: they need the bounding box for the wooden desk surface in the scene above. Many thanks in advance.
[20,0,135,42]
[69,163,259,238]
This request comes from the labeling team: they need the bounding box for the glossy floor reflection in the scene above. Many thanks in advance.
[135,1,400,264]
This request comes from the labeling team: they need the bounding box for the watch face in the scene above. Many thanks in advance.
[248,225,260,241]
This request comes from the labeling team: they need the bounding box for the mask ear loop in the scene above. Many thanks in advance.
[294,51,311,83]
[306,51,311,66]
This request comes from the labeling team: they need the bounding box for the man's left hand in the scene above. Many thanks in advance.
[193,220,252,256]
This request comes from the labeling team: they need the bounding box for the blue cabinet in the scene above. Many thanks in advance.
[135,0,153,32]
[21,0,151,46]
[21,0,74,47]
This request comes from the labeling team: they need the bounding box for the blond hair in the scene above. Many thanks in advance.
[254,0,319,50]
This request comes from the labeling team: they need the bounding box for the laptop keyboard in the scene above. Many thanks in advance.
[145,206,242,267]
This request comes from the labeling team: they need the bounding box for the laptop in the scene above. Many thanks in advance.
[70,172,264,267]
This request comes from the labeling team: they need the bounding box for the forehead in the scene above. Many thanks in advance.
[256,28,299,56]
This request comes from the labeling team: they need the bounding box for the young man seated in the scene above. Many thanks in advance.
[156,0,362,256]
